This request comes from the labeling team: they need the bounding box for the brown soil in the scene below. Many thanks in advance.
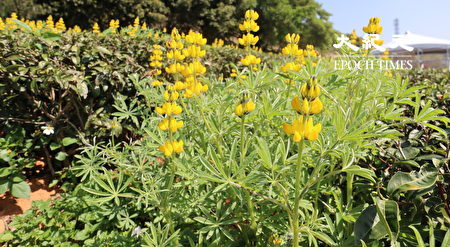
[0,160,60,233]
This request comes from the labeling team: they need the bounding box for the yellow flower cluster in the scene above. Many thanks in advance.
[92,23,100,33]
[280,34,303,84]
[45,16,55,32]
[362,17,384,48]
[149,45,164,76]
[212,38,224,48]
[239,10,259,33]
[238,10,261,71]
[349,29,358,44]
[55,18,66,32]
[154,28,209,156]
[240,54,261,66]
[238,9,260,48]
[283,76,323,142]
[72,25,82,33]
[363,17,383,34]
[156,98,184,156]
[180,30,208,98]
[109,19,120,33]
[0,18,5,31]
[159,140,184,156]
[235,92,256,117]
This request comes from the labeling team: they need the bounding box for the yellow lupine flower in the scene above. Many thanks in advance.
[350,29,358,44]
[165,63,185,74]
[155,102,182,115]
[158,140,184,156]
[240,54,261,66]
[133,17,140,27]
[245,10,259,20]
[281,62,301,73]
[305,45,318,57]
[363,17,383,34]
[301,77,321,100]
[174,81,188,90]
[0,18,5,31]
[55,18,66,32]
[151,80,163,86]
[170,27,181,40]
[235,100,255,116]
[158,117,183,132]
[291,97,323,115]
[282,44,304,57]
[166,39,184,49]
[283,116,322,142]
[185,30,207,45]
[73,25,82,33]
[163,90,180,101]
[181,61,206,77]
[183,82,208,98]
[46,15,54,30]
[92,23,100,33]
[212,38,224,48]
[183,45,206,58]
[166,49,185,60]
[239,19,259,32]
[36,20,44,30]
[235,93,255,116]
[238,33,259,46]
[285,33,300,44]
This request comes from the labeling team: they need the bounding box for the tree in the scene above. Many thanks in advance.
[256,0,336,50]
[1,0,336,50]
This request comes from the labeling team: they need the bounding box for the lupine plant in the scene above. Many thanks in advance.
[0,10,449,247]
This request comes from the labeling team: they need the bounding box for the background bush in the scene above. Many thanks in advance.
[0,0,337,50]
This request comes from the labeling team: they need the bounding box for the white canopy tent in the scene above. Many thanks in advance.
[381,31,450,69]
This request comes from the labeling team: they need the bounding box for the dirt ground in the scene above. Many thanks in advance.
[0,161,59,233]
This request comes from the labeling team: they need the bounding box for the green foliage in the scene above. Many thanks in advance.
[256,0,336,49]
[1,19,449,247]
[1,0,336,49]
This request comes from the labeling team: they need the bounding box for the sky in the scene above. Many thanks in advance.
[318,0,450,41]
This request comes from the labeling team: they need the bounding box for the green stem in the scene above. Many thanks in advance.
[240,115,256,230]
[162,157,176,234]
[292,140,305,247]
[346,173,354,209]
[239,116,245,166]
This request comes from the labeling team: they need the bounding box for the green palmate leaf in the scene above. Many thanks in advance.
[255,137,272,170]
[387,166,438,196]
[10,181,31,199]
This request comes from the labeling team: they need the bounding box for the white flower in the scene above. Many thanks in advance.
[41,125,55,135]
[131,226,142,237]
